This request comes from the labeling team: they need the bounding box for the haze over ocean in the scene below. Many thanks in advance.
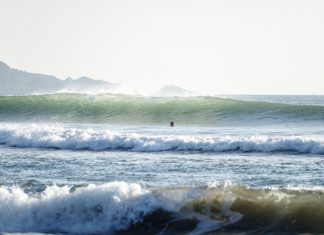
[1,0,324,95]
[1,0,324,234]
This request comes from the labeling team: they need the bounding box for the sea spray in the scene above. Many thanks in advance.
[0,182,159,234]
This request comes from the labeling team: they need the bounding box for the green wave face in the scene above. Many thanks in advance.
[1,93,324,125]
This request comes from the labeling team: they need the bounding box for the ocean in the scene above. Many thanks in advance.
[1,94,324,235]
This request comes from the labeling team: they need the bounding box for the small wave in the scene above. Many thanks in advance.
[1,124,324,154]
[1,182,324,234]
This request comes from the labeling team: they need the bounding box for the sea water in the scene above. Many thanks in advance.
[1,94,324,234]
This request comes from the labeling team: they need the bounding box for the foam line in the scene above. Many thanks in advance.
[1,124,324,153]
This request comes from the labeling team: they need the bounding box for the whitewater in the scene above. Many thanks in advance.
[1,94,324,234]
[2,123,324,154]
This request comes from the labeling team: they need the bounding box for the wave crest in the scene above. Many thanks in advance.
[1,93,324,124]
[0,182,159,233]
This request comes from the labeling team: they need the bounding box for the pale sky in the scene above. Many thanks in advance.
[0,0,324,94]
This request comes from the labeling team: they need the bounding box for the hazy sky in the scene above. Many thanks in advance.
[1,0,324,94]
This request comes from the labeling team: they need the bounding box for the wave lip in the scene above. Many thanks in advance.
[1,124,324,154]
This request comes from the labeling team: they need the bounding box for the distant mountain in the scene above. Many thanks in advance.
[61,76,118,93]
[0,61,197,96]
[156,85,195,97]
[0,61,118,95]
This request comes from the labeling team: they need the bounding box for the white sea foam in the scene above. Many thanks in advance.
[0,182,244,235]
[1,124,324,153]
[0,182,159,233]
[1,180,323,234]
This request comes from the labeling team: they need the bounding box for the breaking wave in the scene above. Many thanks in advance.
[0,182,159,234]
[1,93,324,125]
[1,182,324,234]
[1,124,324,154]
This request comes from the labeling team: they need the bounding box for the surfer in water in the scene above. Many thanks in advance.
[170,121,174,127]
